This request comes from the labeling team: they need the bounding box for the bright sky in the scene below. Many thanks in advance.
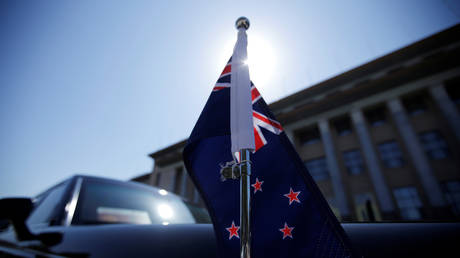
[1,0,459,198]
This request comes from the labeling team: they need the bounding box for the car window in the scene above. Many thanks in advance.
[27,182,68,227]
[72,179,195,225]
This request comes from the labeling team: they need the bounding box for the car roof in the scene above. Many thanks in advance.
[69,174,185,200]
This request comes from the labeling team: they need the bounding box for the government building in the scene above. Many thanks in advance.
[132,24,460,222]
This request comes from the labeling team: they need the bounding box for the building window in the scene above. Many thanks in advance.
[378,140,404,168]
[333,116,352,136]
[402,93,428,116]
[419,130,450,160]
[393,187,423,220]
[297,126,321,145]
[442,180,460,216]
[343,149,364,175]
[305,157,329,181]
[364,106,386,127]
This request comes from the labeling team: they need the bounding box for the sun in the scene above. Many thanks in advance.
[246,35,276,88]
[219,34,276,90]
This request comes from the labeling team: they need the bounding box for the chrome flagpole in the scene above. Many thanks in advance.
[219,17,253,258]
[239,149,251,258]
[235,17,252,258]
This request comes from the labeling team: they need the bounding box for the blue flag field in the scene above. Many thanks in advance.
[183,57,356,258]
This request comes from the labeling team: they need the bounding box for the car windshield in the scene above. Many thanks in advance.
[72,178,195,225]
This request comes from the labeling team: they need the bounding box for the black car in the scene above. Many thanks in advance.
[0,175,459,257]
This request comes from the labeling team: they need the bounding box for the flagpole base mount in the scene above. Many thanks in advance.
[219,159,252,181]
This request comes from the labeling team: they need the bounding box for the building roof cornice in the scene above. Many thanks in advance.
[269,24,460,112]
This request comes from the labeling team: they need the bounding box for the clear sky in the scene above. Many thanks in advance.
[1,0,459,198]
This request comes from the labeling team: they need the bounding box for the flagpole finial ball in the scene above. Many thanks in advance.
[235,17,250,30]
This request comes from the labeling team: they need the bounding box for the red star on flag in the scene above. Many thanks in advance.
[226,221,240,240]
[284,187,301,205]
[279,222,294,239]
[251,177,263,193]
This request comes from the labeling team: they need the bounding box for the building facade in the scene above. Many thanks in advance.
[132,24,460,222]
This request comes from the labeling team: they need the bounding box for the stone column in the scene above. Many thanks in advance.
[387,98,445,207]
[318,119,350,217]
[351,109,395,216]
[180,167,188,198]
[149,170,157,187]
[150,164,161,187]
[429,84,460,142]
[169,169,177,192]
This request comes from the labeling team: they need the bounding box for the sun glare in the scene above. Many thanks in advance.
[220,34,276,89]
[246,35,276,88]
[157,204,173,219]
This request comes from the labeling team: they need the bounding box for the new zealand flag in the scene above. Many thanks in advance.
[183,57,356,258]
